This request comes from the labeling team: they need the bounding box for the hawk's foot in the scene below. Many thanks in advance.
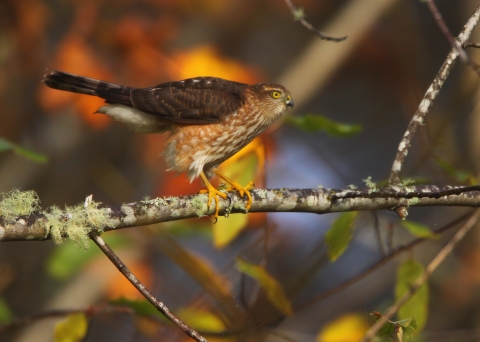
[200,171,227,219]
[214,170,254,210]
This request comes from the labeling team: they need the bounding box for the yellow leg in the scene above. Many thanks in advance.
[199,171,227,219]
[214,170,254,210]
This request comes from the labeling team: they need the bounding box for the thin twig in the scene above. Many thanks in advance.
[425,0,468,63]
[254,211,473,330]
[89,232,208,342]
[463,41,480,49]
[0,305,133,334]
[283,0,347,42]
[372,211,386,258]
[425,0,480,75]
[298,211,472,309]
[262,223,273,269]
[388,5,480,186]
[387,222,394,253]
[0,309,83,334]
[245,224,274,314]
[361,209,480,341]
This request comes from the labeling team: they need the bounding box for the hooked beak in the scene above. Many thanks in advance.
[285,96,294,108]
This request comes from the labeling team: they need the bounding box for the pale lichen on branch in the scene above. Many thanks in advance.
[0,190,111,247]
[0,189,40,223]
[2,186,480,242]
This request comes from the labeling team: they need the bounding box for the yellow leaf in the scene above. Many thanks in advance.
[54,313,88,342]
[236,258,292,316]
[177,308,226,333]
[219,137,265,182]
[213,138,265,247]
[156,235,243,325]
[317,313,369,342]
[214,214,248,249]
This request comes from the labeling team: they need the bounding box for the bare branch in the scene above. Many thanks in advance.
[388,5,480,186]
[372,211,386,258]
[90,232,207,342]
[0,306,133,334]
[425,0,468,63]
[2,185,480,242]
[361,209,480,341]
[251,211,473,330]
[464,41,480,48]
[283,0,347,42]
[331,184,480,200]
[425,0,480,75]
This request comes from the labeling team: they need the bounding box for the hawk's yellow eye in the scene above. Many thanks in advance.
[271,91,281,99]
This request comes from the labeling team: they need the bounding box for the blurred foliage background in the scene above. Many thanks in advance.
[2,0,480,341]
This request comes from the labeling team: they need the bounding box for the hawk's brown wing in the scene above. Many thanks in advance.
[129,77,247,123]
[43,71,247,124]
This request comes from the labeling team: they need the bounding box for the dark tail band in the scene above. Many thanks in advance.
[42,70,133,106]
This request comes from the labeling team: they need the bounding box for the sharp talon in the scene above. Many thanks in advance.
[245,181,255,190]
[213,170,253,211]
[200,171,228,220]
[201,170,255,219]
[245,191,252,210]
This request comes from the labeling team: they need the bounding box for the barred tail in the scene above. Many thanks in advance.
[42,70,133,107]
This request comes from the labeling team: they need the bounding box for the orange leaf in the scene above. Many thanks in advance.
[171,45,261,83]
[38,34,113,129]
[75,96,110,129]
[106,261,153,300]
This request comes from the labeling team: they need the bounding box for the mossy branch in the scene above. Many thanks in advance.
[2,185,480,242]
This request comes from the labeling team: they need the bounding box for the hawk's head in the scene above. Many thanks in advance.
[250,83,293,121]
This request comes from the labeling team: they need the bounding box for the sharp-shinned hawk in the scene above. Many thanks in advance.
[43,71,294,218]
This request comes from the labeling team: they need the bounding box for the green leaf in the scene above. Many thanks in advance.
[434,156,477,185]
[377,316,417,341]
[54,313,88,342]
[325,212,358,261]
[285,114,362,137]
[0,138,47,163]
[110,298,164,318]
[46,234,129,280]
[236,258,292,316]
[0,139,11,152]
[0,296,13,324]
[400,221,439,240]
[395,259,428,332]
